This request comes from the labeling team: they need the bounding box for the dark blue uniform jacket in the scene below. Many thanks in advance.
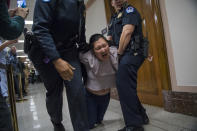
[32,0,86,61]
[108,5,143,47]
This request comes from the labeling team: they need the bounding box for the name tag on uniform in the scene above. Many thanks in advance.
[117,12,122,18]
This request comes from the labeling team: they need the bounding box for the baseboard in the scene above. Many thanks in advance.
[162,90,197,117]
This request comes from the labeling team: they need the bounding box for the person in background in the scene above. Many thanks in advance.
[29,68,35,84]
[0,0,28,131]
[80,34,118,129]
[35,69,41,83]
[107,0,149,131]
[8,46,21,99]
[0,0,29,40]
[0,40,18,99]
[0,39,17,51]
[18,57,27,96]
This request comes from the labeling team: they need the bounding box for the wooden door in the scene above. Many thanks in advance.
[104,0,171,106]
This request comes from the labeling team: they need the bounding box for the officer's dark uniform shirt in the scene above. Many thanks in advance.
[108,5,143,47]
[32,0,86,61]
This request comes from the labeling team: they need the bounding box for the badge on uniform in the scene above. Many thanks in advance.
[126,6,134,13]
[42,0,50,2]
[117,12,122,18]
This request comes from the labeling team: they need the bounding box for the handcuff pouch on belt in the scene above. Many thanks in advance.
[23,30,39,54]
[129,35,149,58]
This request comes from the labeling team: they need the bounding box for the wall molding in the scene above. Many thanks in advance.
[173,86,197,93]
[163,90,197,117]
[159,0,177,91]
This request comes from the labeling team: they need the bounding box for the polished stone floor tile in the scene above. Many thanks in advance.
[16,83,197,131]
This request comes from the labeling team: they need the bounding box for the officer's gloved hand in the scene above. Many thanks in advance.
[78,42,90,53]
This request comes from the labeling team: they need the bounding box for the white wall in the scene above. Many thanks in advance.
[164,0,197,86]
[86,0,107,41]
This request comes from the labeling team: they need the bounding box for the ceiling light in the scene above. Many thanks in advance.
[18,40,24,43]
[25,20,33,25]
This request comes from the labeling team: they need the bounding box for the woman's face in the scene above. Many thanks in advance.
[93,38,110,61]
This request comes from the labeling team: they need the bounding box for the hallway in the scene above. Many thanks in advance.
[16,83,197,131]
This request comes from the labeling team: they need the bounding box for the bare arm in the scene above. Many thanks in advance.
[118,24,135,55]
[0,39,18,51]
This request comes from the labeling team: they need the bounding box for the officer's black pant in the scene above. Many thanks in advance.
[0,93,13,131]
[29,48,89,131]
[116,51,146,127]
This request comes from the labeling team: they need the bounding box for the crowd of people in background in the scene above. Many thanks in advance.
[0,41,42,99]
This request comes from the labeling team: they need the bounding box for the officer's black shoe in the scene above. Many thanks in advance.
[142,113,149,125]
[118,126,144,131]
[89,124,96,129]
[52,122,65,131]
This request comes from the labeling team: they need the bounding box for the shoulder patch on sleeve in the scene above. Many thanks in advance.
[126,6,134,13]
[42,0,51,2]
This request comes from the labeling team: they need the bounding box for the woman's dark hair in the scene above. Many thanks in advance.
[89,34,109,50]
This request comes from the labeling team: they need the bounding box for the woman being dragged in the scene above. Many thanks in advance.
[80,34,118,129]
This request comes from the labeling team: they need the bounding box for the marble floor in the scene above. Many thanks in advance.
[16,83,197,131]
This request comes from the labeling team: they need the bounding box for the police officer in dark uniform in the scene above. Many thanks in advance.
[107,0,149,131]
[30,0,89,131]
